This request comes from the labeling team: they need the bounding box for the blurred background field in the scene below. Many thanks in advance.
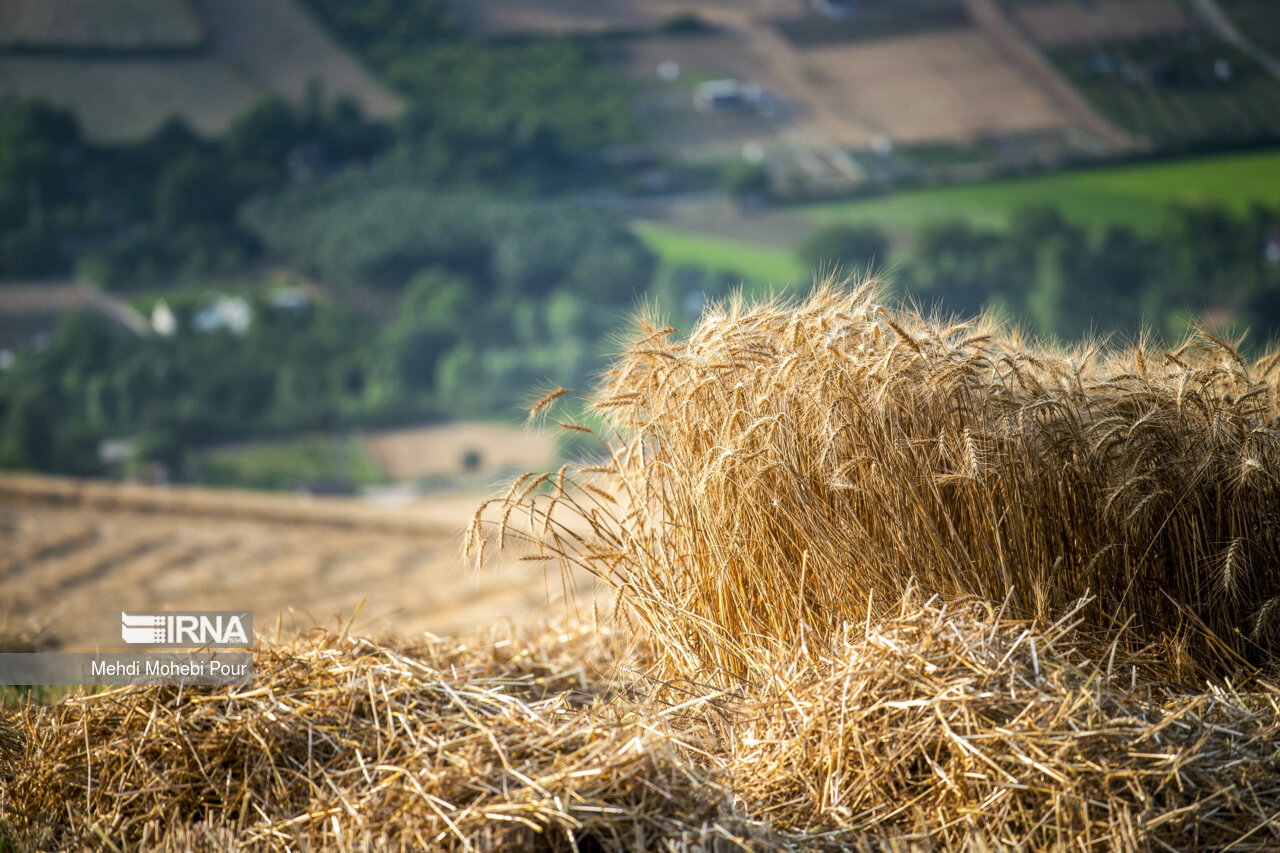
[643,147,1280,287]
[0,0,205,51]
[811,147,1280,231]
[0,0,400,140]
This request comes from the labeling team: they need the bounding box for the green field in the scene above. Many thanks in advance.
[638,150,1280,286]
[632,222,807,289]
[200,434,387,492]
[812,149,1280,233]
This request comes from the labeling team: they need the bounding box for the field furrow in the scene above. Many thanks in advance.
[0,474,593,650]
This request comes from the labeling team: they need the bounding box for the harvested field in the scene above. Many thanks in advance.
[0,54,257,141]
[0,0,204,51]
[802,29,1082,143]
[0,0,399,140]
[1011,0,1191,50]
[0,474,596,652]
[615,29,847,163]
[186,0,399,117]
[617,21,1110,163]
[364,422,559,482]
[509,0,1127,177]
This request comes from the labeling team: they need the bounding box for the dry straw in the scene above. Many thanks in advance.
[473,278,1280,682]
[729,594,1280,849]
[1,624,737,851]
[6,604,1280,850]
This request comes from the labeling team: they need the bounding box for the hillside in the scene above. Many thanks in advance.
[0,0,400,140]
[0,0,205,51]
[584,0,1131,192]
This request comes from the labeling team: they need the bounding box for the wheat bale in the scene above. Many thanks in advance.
[476,279,1280,680]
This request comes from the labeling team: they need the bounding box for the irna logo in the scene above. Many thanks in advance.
[121,611,252,648]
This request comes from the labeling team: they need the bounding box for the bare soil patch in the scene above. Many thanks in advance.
[364,422,559,482]
[1013,0,1191,50]
[802,28,1075,143]
[188,0,399,117]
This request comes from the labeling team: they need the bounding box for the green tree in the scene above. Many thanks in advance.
[299,0,459,61]
[379,268,470,391]
[154,154,245,232]
[0,100,84,229]
[2,390,56,471]
[798,224,890,275]
[910,221,1017,317]
[722,162,769,205]
[225,97,301,174]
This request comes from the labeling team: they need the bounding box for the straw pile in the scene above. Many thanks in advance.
[1,624,739,852]
[474,279,1280,681]
[730,595,1280,849]
[5,604,1280,850]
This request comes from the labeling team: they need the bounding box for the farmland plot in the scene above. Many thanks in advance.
[1009,0,1191,49]
[0,0,204,50]
[802,29,1076,144]
[0,0,399,140]
[0,475,595,651]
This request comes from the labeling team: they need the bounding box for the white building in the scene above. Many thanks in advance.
[151,300,177,336]
[192,296,252,335]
